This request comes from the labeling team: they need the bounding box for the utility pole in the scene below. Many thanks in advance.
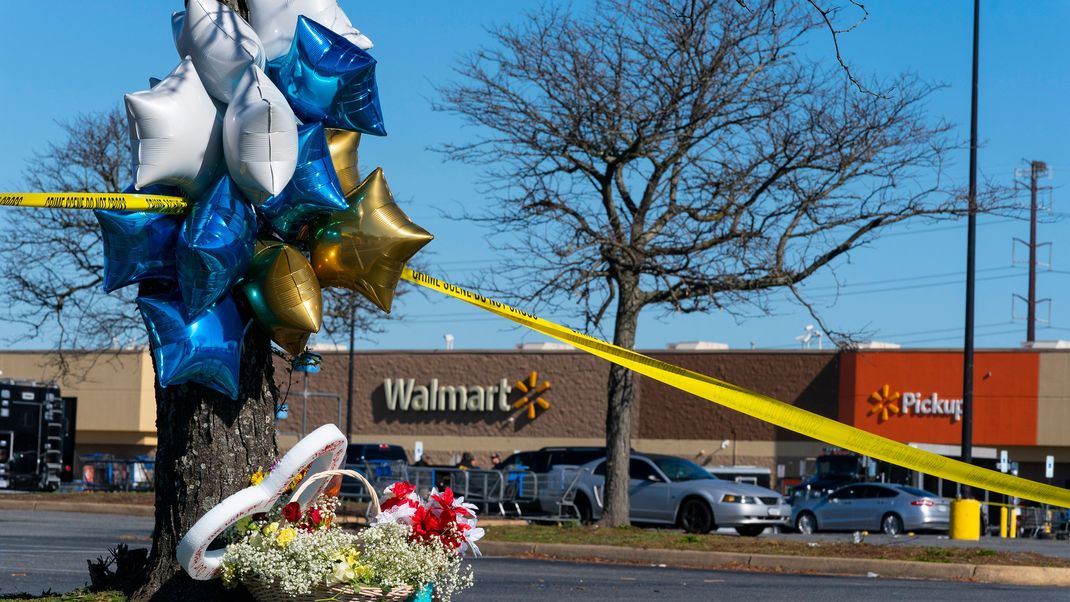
[960,0,980,494]
[1013,160,1051,340]
[1020,160,1050,342]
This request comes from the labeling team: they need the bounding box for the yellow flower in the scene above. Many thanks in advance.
[276,527,296,547]
[249,469,267,486]
[286,468,308,492]
[262,521,279,536]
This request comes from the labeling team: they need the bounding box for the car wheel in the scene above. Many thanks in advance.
[882,513,904,536]
[678,498,714,534]
[574,493,593,525]
[795,511,817,535]
[735,525,765,537]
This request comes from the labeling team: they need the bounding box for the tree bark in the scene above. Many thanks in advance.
[598,277,641,527]
[131,326,277,601]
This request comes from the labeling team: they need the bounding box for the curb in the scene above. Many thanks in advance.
[7,501,1069,588]
[477,541,1070,587]
[0,499,154,517]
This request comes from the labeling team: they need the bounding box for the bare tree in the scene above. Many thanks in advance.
[436,0,997,527]
[0,110,142,358]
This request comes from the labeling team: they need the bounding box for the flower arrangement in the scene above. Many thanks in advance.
[220,470,480,602]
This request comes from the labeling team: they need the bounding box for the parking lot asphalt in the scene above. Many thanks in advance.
[4,509,1070,597]
[2,510,1068,601]
[0,510,152,595]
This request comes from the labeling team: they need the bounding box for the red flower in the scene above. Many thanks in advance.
[388,481,416,498]
[309,507,323,526]
[381,496,417,511]
[281,501,302,523]
[432,488,455,509]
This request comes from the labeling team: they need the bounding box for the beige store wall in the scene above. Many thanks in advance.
[0,350,157,452]
[1038,353,1070,446]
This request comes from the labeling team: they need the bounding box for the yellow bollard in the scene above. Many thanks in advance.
[950,498,981,541]
[999,507,1008,538]
[1010,509,1018,539]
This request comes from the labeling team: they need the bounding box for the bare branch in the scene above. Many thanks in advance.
[805,0,879,97]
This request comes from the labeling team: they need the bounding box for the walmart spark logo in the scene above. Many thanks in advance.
[868,384,901,423]
[512,371,551,420]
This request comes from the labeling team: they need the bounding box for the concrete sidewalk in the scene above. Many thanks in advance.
[478,540,1070,587]
[6,499,1068,587]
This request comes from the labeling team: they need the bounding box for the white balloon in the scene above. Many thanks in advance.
[171,11,184,47]
[223,64,299,202]
[175,0,266,103]
[248,0,373,60]
[177,424,348,580]
[125,57,223,198]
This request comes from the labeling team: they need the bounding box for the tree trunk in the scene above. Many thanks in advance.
[131,325,278,601]
[598,277,641,527]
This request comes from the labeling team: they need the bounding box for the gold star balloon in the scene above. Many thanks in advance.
[310,167,432,313]
[242,240,323,355]
[325,128,361,197]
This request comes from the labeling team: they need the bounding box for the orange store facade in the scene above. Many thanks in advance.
[839,351,1040,448]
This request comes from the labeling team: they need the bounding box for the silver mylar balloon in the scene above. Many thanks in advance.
[175,0,267,104]
[125,57,224,198]
[223,64,299,203]
[248,0,372,60]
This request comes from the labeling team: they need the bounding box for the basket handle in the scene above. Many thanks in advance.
[288,468,381,515]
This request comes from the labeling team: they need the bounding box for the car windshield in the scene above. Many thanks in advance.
[816,456,858,478]
[349,444,406,463]
[651,456,714,482]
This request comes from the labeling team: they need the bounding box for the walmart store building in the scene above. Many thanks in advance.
[2,346,1069,489]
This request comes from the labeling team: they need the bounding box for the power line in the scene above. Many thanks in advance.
[797,265,1015,293]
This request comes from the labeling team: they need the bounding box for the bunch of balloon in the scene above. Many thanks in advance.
[96,0,432,398]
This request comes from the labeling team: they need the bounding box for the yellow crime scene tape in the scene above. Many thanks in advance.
[0,192,189,215]
[401,268,1070,508]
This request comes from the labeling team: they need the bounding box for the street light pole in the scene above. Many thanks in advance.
[961,0,980,496]
[345,301,356,443]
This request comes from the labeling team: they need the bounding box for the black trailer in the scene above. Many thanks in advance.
[0,380,66,490]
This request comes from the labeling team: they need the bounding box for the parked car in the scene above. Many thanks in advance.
[790,483,949,535]
[567,453,790,535]
[340,443,409,499]
[495,447,609,515]
[495,447,608,472]
[346,443,408,465]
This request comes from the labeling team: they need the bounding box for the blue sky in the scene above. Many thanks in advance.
[0,1,1068,352]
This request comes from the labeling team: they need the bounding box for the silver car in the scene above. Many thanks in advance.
[790,483,950,535]
[566,454,790,535]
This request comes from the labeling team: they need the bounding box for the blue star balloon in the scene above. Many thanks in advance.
[95,184,184,293]
[258,123,348,239]
[267,16,386,135]
[176,174,257,318]
[137,291,246,399]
